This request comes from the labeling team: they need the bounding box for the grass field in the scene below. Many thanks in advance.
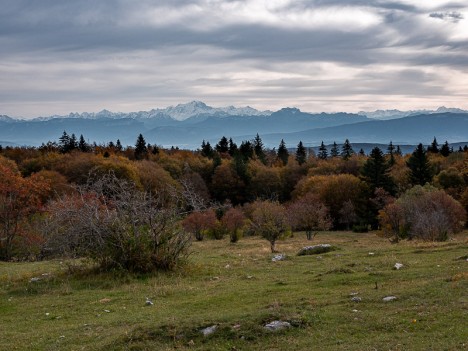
[1,231,467,351]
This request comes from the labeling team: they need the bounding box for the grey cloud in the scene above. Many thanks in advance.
[429,11,464,22]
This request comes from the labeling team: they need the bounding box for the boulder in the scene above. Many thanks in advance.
[264,320,291,331]
[298,244,336,256]
[200,325,217,336]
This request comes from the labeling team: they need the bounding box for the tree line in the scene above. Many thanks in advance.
[0,132,466,270]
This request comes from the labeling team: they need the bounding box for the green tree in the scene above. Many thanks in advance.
[78,135,90,152]
[440,141,451,157]
[387,141,396,166]
[295,141,307,165]
[58,131,71,153]
[318,141,328,160]
[239,140,254,160]
[201,140,214,158]
[215,136,229,154]
[330,142,339,158]
[428,137,439,153]
[116,139,123,152]
[228,138,238,156]
[134,134,148,160]
[253,133,266,164]
[407,143,433,185]
[361,147,395,194]
[277,139,289,165]
[341,139,355,160]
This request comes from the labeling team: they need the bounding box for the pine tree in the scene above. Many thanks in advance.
[387,141,395,166]
[362,147,395,194]
[239,140,254,160]
[330,142,339,158]
[428,137,439,153]
[318,141,328,160]
[134,134,148,160]
[395,145,402,156]
[228,138,238,156]
[277,139,289,165]
[78,134,89,152]
[253,133,266,164]
[201,140,214,158]
[341,139,354,160]
[440,141,451,157]
[115,139,123,152]
[359,148,365,156]
[69,134,78,151]
[58,131,71,153]
[407,143,433,185]
[295,141,307,165]
[216,136,229,154]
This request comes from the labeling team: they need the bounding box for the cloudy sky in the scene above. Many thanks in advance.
[1,0,468,118]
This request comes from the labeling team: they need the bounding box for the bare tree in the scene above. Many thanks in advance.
[43,172,190,272]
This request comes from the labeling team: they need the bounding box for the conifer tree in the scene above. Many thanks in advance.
[239,140,254,160]
[277,139,289,165]
[387,141,395,166]
[341,139,354,160]
[359,148,365,156]
[228,138,238,156]
[115,139,123,152]
[253,133,266,164]
[362,147,395,194]
[330,142,339,158]
[78,134,89,152]
[440,141,451,157]
[134,134,148,160]
[428,137,439,153]
[59,131,71,153]
[395,145,402,156]
[407,143,433,185]
[201,140,214,158]
[215,136,229,154]
[69,134,78,151]
[318,141,328,160]
[295,141,307,165]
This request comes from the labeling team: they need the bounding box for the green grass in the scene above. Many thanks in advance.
[1,231,467,351]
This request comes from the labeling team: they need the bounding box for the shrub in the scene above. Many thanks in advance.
[43,173,190,272]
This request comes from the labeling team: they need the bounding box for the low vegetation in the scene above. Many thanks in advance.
[0,231,467,350]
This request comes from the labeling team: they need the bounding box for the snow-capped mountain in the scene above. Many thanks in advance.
[28,101,272,122]
[359,106,468,120]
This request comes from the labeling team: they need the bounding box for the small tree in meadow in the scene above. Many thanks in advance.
[182,209,217,241]
[221,207,247,243]
[288,193,332,240]
[250,200,289,252]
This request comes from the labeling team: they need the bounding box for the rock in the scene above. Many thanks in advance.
[225,264,231,269]
[352,309,359,313]
[383,296,397,302]
[349,292,359,296]
[29,277,41,283]
[351,297,362,302]
[272,254,286,262]
[200,325,217,336]
[297,244,336,256]
[145,298,154,306]
[368,252,375,256]
[394,263,404,270]
[264,320,291,331]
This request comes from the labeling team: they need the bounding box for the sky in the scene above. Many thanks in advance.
[1,0,468,118]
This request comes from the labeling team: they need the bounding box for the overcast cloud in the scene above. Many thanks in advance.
[1,0,468,117]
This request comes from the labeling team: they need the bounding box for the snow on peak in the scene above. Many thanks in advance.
[359,107,468,120]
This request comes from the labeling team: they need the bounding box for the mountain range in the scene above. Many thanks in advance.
[1,101,467,149]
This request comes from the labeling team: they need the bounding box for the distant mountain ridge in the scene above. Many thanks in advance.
[0,102,467,149]
[358,106,468,120]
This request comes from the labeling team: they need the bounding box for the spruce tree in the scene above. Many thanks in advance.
[115,139,123,152]
[395,145,402,156]
[277,139,289,165]
[330,142,339,158]
[69,134,78,151]
[387,141,395,166]
[407,143,433,185]
[216,136,229,154]
[201,140,214,158]
[239,140,254,160]
[428,137,439,153]
[362,147,395,194]
[134,134,148,160]
[318,141,328,160]
[228,138,238,156]
[295,141,307,165]
[78,134,89,152]
[440,141,451,157]
[359,148,365,156]
[58,131,71,153]
[253,133,266,164]
[341,139,355,160]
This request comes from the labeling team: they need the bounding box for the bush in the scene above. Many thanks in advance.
[43,173,190,272]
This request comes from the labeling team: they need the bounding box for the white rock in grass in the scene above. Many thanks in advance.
[145,298,154,306]
[200,325,217,336]
[394,263,404,270]
[264,320,291,331]
[351,297,362,302]
[29,277,41,283]
[383,296,397,302]
[272,254,286,262]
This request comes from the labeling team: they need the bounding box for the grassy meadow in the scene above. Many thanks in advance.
[1,231,467,351]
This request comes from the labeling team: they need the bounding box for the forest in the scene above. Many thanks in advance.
[0,132,467,272]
